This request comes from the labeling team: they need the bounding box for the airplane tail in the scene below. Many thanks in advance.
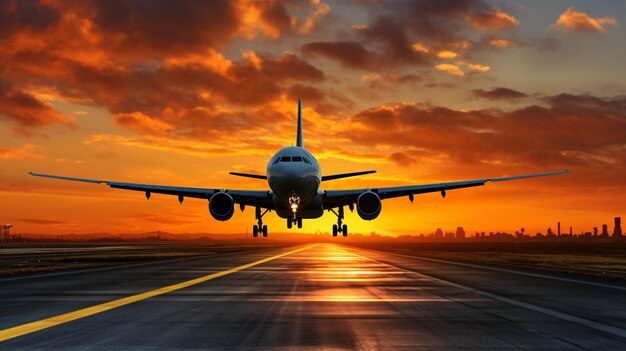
[296,99,304,148]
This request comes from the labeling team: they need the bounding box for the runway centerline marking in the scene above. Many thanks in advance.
[342,246,626,340]
[0,244,317,343]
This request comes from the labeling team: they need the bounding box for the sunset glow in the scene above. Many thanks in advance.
[1,1,624,237]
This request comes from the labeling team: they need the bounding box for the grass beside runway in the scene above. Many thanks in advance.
[0,242,286,276]
[0,251,206,275]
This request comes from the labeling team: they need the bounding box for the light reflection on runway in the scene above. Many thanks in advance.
[244,244,460,302]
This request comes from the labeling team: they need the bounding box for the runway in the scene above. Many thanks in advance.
[1,243,626,350]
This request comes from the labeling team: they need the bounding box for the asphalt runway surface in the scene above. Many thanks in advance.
[1,243,626,350]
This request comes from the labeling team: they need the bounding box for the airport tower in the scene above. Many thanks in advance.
[614,217,622,237]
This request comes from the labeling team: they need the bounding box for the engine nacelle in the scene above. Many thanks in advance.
[356,191,382,220]
[209,192,235,221]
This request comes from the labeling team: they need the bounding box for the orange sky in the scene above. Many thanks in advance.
[1,0,625,236]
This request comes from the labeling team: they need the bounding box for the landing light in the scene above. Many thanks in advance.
[289,196,300,213]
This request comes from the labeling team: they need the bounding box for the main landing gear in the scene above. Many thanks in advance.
[329,206,348,237]
[252,206,268,238]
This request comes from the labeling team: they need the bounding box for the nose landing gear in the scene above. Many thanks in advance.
[330,206,348,237]
[287,195,302,230]
[287,217,302,229]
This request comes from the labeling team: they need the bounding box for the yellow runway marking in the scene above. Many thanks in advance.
[0,244,317,343]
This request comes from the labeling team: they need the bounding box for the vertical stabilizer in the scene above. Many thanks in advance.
[296,99,304,147]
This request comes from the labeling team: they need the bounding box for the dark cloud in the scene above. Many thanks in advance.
[302,41,373,69]
[0,80,71,130]
[362,16,430,66]
[89,0,240,58]
[257,0,294,35]
[18,218,66,225]
[472,87,528,100]
[465,8,519,30]
[347,95,626,183]
[287,84,325,104]
[257,53,325,81]
[301,0,519,70]
[0,0,59,36]
[389,151,418,167]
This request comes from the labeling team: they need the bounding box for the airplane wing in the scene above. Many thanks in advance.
[321,170,376,181]
[28,172,273,208]
[323,170,570,208]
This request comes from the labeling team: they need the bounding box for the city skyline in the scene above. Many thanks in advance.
[2,216,622,243]
[1,1,625,236]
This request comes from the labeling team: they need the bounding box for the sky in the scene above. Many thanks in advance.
[1,0,625,236]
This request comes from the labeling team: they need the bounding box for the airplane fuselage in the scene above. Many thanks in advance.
[267,146,323,219]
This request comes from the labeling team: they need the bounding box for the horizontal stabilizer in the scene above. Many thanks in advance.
[229,172,267,180]
[322,170,376,181]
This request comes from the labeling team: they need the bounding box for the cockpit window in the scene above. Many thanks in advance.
[274,156,311,163]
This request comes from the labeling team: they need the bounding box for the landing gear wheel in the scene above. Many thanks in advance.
[253,207,269,238]
[287,218,292,229]
[297,217,302,229]
[330,206,347,238]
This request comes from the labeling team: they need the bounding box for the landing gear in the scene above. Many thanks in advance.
[287,217,303,229]
[330,207,348,237]
[253,207,269,238]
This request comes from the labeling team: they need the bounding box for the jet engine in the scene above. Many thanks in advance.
[209,192,235,221]
[356,191,382,220]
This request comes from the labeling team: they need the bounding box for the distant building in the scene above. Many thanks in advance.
[455,227,465,240]
[558,222,561,236]
[602,224,609,237]
[434,228,444,240]
[614,217,622,237]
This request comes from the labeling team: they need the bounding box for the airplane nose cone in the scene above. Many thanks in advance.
[269,163,303,178]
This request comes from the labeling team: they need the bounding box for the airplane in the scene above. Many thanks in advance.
[29,100,570,238]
